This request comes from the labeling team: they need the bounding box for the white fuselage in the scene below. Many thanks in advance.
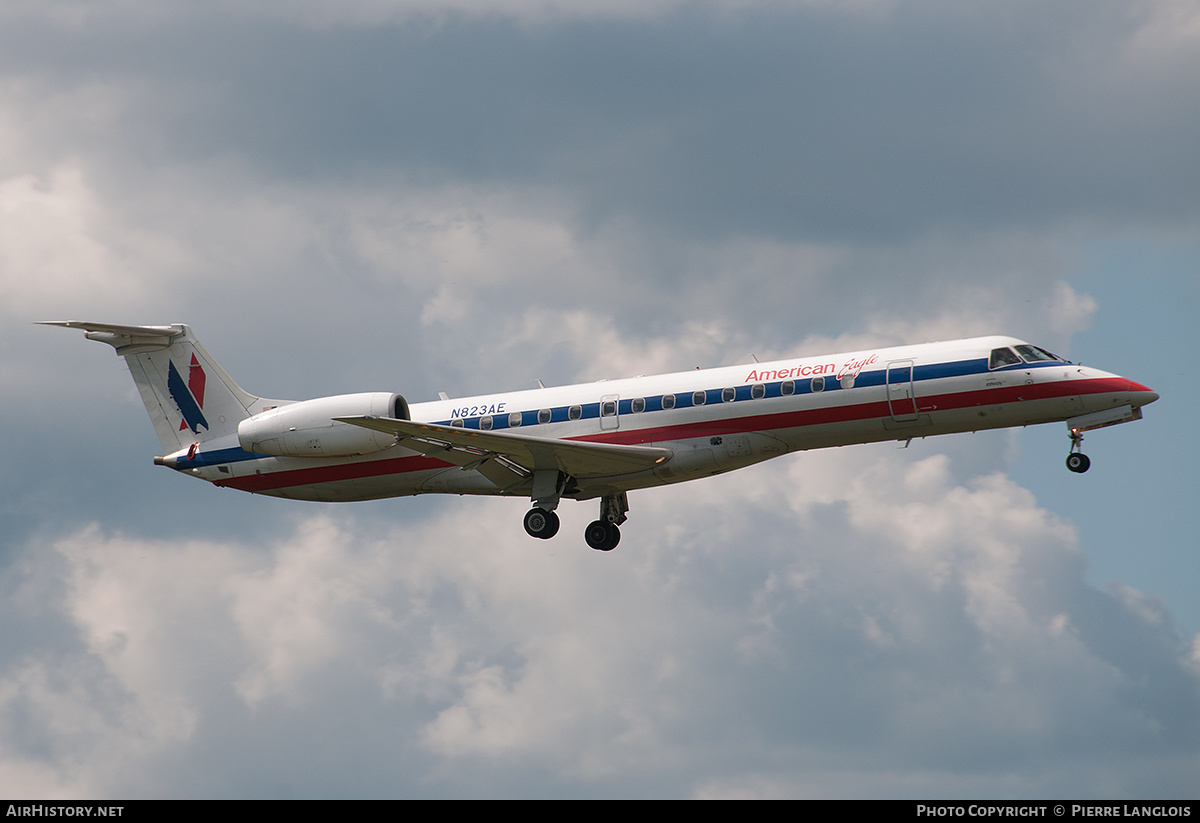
[184,335,1156,503]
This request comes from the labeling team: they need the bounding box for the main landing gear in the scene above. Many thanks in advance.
[523,490,629,551]
[584,519,620,552]
[1066,428,1091,474]
[523,507,560,539]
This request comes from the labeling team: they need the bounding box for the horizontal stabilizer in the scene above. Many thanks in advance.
[38,320,181,336]
[335,416,673,479]
[38,321,182,354]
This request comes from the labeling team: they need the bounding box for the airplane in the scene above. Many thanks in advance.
[42,321,1159,551]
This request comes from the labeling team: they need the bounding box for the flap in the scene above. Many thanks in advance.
[335,416,672,479]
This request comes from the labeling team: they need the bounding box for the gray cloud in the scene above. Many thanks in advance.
[6,1,1197,242]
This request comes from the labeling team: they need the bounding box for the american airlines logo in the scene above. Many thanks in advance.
[167,354,209,434]
[836,353,879,382]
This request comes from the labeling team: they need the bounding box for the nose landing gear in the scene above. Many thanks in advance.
[1063,404,1149,475]
[1066,428,1091,474]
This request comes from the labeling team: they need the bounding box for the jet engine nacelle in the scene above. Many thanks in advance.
[238,392,409,458]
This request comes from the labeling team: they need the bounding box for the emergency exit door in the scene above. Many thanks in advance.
[886,360,919,422]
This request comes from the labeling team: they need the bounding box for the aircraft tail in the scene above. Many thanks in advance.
[41,321,278,453]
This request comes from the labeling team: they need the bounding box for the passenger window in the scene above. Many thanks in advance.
[751,383,765,399]
[662,394,675,410]
[568,405,582,421]
[989,347,1023,369]
[781,380,795,396]
[451,418,465,428]
[692,390,707,406]
[479,415,493,431]
[601,400,617,417]
[537,409,551,424]
[722,387,736,403]
[509,411,523,427]
[811,376,824,393]
[631,397,646,413]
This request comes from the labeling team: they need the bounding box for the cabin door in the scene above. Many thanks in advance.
[886,360,919,422]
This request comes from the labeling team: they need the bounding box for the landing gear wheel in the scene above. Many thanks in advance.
[1066,453,1091,474]
[584,520,620,551]
[584,520,608,549]
[603,523,620,551]
[1065,426,1091,474]
[524,508,560,539]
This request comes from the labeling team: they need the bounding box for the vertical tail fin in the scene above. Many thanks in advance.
[41,322,277,453]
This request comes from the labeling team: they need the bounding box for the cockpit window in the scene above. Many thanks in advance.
[989,347,1023,369]
[1014,345,1063,364]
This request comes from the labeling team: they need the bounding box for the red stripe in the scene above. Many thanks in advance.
[214,454,453,493]
[573,376,1135,446]
[213,376,1135,492]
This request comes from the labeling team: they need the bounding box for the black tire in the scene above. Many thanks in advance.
[1066,453,1091,474]
[584,520,611,550]
[602,523,620,551]
[524,508,560,539]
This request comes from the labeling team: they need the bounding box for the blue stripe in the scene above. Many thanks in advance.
[167,360,209,434]
[436,354,1063,430]
[182,446,270,469]
[181,355,1059,463]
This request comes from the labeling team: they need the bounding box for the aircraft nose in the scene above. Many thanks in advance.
[1126,379,1159,406]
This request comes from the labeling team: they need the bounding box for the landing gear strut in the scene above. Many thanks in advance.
[524,469,565,539]
[585,491,628,551]
[1066,428,1091,474]
[522,487,630,550]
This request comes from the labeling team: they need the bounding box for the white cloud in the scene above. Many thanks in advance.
[1126,0,1200,65]
[0,164,186,319]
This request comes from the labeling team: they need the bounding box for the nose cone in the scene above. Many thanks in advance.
[1126,379,1159,407]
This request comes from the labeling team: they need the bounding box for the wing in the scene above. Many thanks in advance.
[335,416,672,490]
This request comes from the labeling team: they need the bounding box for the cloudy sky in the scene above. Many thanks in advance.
[2,0,1198,799]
